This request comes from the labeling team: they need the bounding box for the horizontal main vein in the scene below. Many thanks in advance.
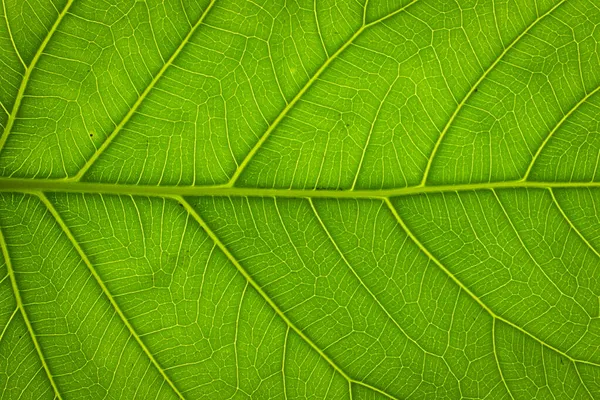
[226,0,420,187]
[0,0,75,154]
[37,193,185,400]
[70,0,217,181]
[0,227,63,400]
[1,178,599,198]
[176,196,401,400]
[384,198,600,368]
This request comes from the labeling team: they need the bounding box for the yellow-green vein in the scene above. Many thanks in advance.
[36,192,185,400]
[70,0,217,181]
[0,0,75,153]
[574,362,594,399]
[227,0,420,187]
[492,189,591,318]
[282,326,289,400]
[351,70,400,190]
[0,227,63,400]
[384,197,600,368]
[420,0,567,185]
[492,319,515,400]
[176,195,402,400]
[2,0,25,68]
[548,188,600,259]
[1,178,600,199]
[309,198,439,356]
[175,196,351,380]
[0,307,18,346]
[524,84,600,180]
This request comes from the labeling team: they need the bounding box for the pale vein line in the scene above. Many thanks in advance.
[310,198,437,399]
[353,380,400,399]
[233,281,247,397]
[2,0,25,67]
[0,227,63,400]
[362,0,370,26]
[492,318,515,400]
[176,196,351,380]
[541,344,556,400]
[349,380,354,400]
[383,198,600,368]
[226,0,420,187]
[313,0,328,58]
[0,101,8,117]
[0,0,75,153]
[322,369,336,398]
[351,71,400,190]
[70,0,217,181]
[548,188,600,259]
[175,196,401,400]
[492,189,581,311]
[420,0,567,185]
[0,307,18,345]
[36,193,185,400]
[574,362,594,400]
[226,29,362,187]
[266,21,289,107]
[2,178,600,199]
[282,326,289,400]
[522,81,600,179]
[309,198,439,357]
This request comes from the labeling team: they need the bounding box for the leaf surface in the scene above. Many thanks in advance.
[0,0,599,398]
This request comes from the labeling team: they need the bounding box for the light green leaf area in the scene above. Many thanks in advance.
[0,0,600,398]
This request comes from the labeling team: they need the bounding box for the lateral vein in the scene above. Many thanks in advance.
[0,227,63,400]
[227,0,420,187]
[0,0,75,154]
[523,83,600,180]
[549,188,600,259]
[176,196,387,394]
[384,198,600,368]
[2,0,26,67]
[420,0,567,185]
[37,192,186,400]
[70,0,217,181]
[492,319,515,400]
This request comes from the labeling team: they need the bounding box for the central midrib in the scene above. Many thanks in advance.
[0,178,598,198]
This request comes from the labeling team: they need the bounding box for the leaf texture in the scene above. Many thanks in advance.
[0,0,599,399]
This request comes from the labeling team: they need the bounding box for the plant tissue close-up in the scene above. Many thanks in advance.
[1,0,600,399]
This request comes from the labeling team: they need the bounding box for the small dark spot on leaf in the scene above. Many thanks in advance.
[89,133,94,137]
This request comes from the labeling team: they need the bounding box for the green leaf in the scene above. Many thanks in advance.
[0,0,599,398]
